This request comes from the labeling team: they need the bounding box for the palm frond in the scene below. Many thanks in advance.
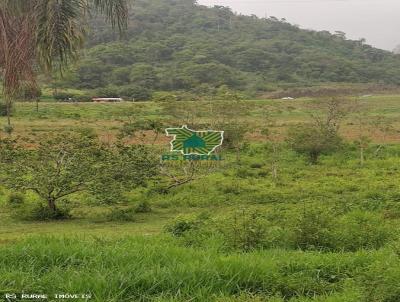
[0,0,35,16]
[90,0,128,31]
[35,0,86,72]
[0,0,128,101]
[0,6,36,97]
[34,0,128,72]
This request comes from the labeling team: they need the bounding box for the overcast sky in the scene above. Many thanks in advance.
[197,0,399,51]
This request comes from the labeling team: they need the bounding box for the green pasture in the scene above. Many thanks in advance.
[1,96,400,301]
[2,95,400,142]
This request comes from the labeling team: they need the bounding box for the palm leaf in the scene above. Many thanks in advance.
[0,5,36,96]
[35,0,128,72]
[35,0,86,72]
[91,0,128,31]
[0,0,128,126]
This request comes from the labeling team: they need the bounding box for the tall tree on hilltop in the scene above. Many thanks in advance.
[0,0,128,127]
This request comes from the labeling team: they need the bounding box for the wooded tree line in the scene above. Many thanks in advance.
[55,0,400,97]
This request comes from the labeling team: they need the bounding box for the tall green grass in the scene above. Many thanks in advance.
[0,236,399,301]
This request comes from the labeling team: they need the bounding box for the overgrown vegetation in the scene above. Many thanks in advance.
[1,236,400,301]
[1,95,400,300]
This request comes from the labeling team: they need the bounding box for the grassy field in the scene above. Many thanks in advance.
[1,96,400,301]
[5,95,400,142]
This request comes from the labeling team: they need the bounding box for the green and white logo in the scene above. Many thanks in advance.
[165,125,224,156]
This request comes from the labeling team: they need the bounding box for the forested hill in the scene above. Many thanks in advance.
[59,0,400,98]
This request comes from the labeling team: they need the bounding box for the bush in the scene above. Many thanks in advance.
[7,192,25,206]
[331,211,392,251]
[165,214,209,237]
[152,91,181,102]
[166,211,290,252]
[287,123,343,164]
[292,209,392,252]
[94,85,153,101]
[134,200,152,213]
[118,85,152,101]
[95,86,120,98]
[54,92,93,102]
[74,94,93,102]
[118,119,164,138]
[293,208,334,251]
[12,203,71,221]
[166,208,396,253]
[151,91,200,102]
[104,207,136,222]
[217,211,269,251]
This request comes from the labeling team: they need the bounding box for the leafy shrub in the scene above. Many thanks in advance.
[167,207,396,253]
[74,94,93,102]
[118,119,164,139]
[291,209,392,252]
[7,192,25,206]
[134,200,152,213]
[167,211,291,252]
[293,208,334,251]
[152,91,181,102]
[104,207,136,222]
[217,211,269,251]
[331,211,392,251]
[95,85,120,98]
[118,85,152,101]
[165,214,209,237]
[220,123,249,151]
[95,85,152,101]
[12,203,71,221]
[287,123,343,164]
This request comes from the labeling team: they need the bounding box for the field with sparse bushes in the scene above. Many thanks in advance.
[1,95,400,301]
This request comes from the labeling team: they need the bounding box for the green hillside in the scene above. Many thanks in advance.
[56,0,400,99]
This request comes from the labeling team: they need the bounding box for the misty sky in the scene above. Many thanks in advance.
[197,0,399,51]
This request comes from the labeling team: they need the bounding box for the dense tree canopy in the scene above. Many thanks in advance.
[57,0,400,97]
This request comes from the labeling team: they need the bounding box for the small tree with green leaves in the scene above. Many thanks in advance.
[0,132,158,214]
[287,123,342,164]
[0,133,100,212]
[288,98,347,164]
[118,119,164,145]
[91,143,159,204]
